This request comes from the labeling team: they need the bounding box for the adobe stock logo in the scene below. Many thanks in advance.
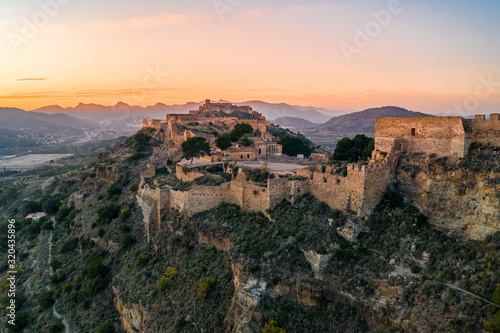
[213,0,244,21]
[448,74,500,114]
[339,0,409,64]
[7,0,71,54]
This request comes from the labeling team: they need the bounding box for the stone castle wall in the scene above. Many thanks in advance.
[375,117,469,158]
[376,114,500,158]
[465,114,500,147]
[137,144,399,241]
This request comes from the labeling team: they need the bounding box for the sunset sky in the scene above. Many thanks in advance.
[1,0,500,114]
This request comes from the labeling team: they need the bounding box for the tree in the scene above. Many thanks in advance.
[332,134,374,162]
[181,137,211,163]
[133,132,152,152]
[22,201,42,216]
[215,133,232,151]
[238,135,254,147]
[230,123,253,142]
[37,291,55,309]
[43,198,60,215]
[279,134,312,157]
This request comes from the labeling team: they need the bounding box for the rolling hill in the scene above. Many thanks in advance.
[310,106,432,135]
[272,116,315,128]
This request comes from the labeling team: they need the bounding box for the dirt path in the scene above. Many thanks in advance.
[47,230,71,333]
[392,265,499,309]
[442,282,500,309]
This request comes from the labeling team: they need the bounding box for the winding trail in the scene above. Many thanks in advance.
[47,230,71,333]
[392,265,499,309]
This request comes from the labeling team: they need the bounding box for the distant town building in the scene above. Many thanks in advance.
[26,212,47,220]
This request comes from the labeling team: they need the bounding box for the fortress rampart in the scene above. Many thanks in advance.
[375,114,500,158]
[136,140,401,240]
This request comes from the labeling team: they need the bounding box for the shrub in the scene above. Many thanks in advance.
[262,320,286,333]
[49,319,64,333]
[485,310,500,333]
[96,204,121,225]
[128,182,139,192]
[62,283,72,293]
[157,267,179,292]
[59,238,78,254]
[37,290,55,309]
[120,234,135,250]
[96,319,115,333]
[136,255,150,266]
[197,277,216,298]
[107,182,122,198]
[84,251,107,278]
[50,258,62,271]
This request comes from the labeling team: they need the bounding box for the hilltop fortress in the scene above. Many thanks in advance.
[143,100,281,160]
[137,112,500,240]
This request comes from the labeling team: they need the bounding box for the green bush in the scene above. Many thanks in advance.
[59,238,78,253]
[197,277,216,298]
[120,234,135,250]
[262,320,286,333]
[485,310,500,333]
[50,258,62,271]
[128,182,139,192]
[37,290,55,309]
[49,319,64,333]
[96,319,115,333]
[107,182,122,198]
[96,204,121,225]
[157,267,179,292]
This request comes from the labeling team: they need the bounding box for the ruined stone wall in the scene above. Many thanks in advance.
[175,164,205,182]
[142,119,166,129]
[360,162,393,216]
[136,181,157,241]
[466,114,500,147]
[140,165,156,179]
[295,165,365,214]
[375,117,468,157]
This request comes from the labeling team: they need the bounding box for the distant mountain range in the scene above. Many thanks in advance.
[0,107,98,132]
[31,100,338,124]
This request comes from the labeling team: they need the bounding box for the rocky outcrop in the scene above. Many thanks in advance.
[396,154,500,239]
[113,287,147,333]
[225,265,266,333]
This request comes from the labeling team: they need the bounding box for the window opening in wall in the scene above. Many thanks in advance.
[411,128,416,136]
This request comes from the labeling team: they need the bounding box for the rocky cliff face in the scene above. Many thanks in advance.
[113,287,147,333]
[396,152,500,239]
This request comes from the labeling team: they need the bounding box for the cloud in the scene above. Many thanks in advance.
[88,13,190,31]
[246,9,270,19]
[16,78,48,81]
